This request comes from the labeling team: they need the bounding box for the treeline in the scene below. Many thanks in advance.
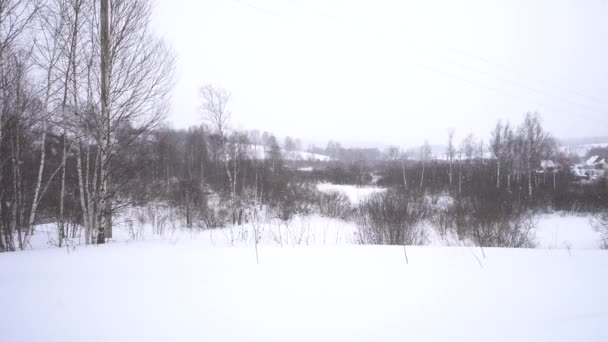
[376,113,607,210]
[129,123,293,227]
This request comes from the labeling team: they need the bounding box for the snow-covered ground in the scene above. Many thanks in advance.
[21,210,605,252]
[249,145,331,161]
[534,214,603,249]
[185,215,357,247]
[316,182,386,204]
[1,244,607,342]
[288,150,331,161]
[559,142,608,157]
[3,199,607,341]
[433,151,494,161]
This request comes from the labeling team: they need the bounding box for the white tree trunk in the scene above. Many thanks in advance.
[26,129,47,244]
[527,160,533,197]
[419,160,425,191]
[496,159,500,188]
[402,159,407,189]
[76,142,91,243]
[448,160,453,187]
[58,132,67,247]
[97,0,111,244]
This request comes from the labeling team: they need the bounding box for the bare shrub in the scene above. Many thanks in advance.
[199,207,229,229]
[470,208,536,248]
[592,208,608,249]
[131,204,174,236]
[315,190,352,219]
[446,191,536,248]
[274,183,315,221]
[433,208,453,238]
[144,205,171,235]
[356,190,427,245]
[126,218,144,240]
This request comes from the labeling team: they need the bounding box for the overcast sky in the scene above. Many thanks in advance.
[152,0,608,148]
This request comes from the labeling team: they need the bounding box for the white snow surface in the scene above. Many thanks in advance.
[316,183,386,204]
[534,214,603,249]
[559,142,608,157]
[248,145,330,161]
[2,209,607,341]
[1,244,607,342]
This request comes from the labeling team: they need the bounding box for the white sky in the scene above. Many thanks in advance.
[152,0,608,147]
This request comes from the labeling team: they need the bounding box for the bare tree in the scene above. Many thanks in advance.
[200,85,231,140]
[91,0,175,243]
[540,132,558,189]
[400,149,408,189]
[419,140,431,191]
[593,208,608,249]
[0,0,43,251]
[502,124,515,191]
[446,129,455,187]
[294,138,302,152]
[460,133,475,192]
[490,121,503,188]
[284,136,296,160]
[200,84,244,222]
[95,0,111,243]
[518,112,551,197]
[200,84,233,190]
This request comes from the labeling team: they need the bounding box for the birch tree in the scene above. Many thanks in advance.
[94,0,175,243]
[446,129,455,187]
[518,112,550,197]
[419,140,431,191]
[0,0,42,251]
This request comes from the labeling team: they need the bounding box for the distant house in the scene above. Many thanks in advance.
[540,160,556,169]
[572,155,606,181]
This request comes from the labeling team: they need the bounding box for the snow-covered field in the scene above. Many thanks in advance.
[535,214,603,249]
[2,243,607,341]
[559,142,608,157]
[249,145,331,161]
[22,210,605,252]
[316,182,386,204]
[2,189,607,341]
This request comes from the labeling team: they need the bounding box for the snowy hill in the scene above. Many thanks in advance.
[559,142,608,157]
[248,145,331,161]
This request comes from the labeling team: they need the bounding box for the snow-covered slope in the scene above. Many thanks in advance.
[559,142,608,157]
[248,145,331,161]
